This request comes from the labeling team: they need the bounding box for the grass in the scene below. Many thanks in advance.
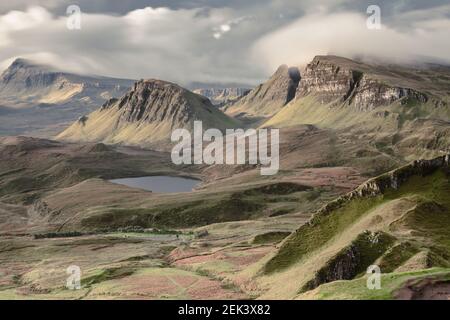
[253,232,291,245]
[79,183,317,231]
[263,168,450,275]
[81,194,265,230]
[263,195,385,274]
[81,267,136,287]
[377,242,420,273]
[298,268,450,300]
[300,231,396,292]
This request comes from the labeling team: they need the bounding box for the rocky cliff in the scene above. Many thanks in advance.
[297,56,429,111]
[263,56,450,159]
[225,64,300,119]
[316,154,450,217]
[260,154,450,298]
[57,79,238,147]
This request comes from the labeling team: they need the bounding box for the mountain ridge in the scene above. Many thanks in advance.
[57,78,239,148]
[0,58,135,137]
[250,153,450,299]
[0,58,134,108]
[224,64,301,121]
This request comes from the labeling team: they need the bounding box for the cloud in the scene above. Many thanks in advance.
[0,2,449,86]
[251,7,450,72]
[0,6,267,85]
[212,15,253,39]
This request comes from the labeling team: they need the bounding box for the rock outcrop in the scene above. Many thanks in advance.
[297,56,429,111]
[112,80,196,125]
[301,231,395,292]
[315,154,450,217]
[225,65,301,118]
[57,79,238,147]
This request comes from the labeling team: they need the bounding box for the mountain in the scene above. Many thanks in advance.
[0,58,133,108]
[192,87,250,106]
[0,58,134,137]
[57,79,238,147]
[253,154,450,299]
[265,55,450,119]
[262,56,450,160]
[224,64,300,122]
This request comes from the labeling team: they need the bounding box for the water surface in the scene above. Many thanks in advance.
[109,175,200,193]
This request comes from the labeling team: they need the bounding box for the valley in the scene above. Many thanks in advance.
[0,54,449,300]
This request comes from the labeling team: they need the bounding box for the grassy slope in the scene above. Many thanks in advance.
[297,268,450,300]
[263,90,450,162]
[251,163,449,299]
[57,88,239,148]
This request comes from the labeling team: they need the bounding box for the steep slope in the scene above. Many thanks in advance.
[264,56,450,159]
[57,79,238,147]
[0,59,134,137]
[224,65,300,121]
[249,155,450,299]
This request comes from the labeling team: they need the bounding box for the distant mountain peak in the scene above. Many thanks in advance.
[3,58,56,76]
[9,58,32,68]
[0,57,134,109]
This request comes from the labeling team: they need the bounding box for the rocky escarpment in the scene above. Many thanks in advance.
[297,56,429,111]
[57,79,238,147]
[225,64,300,118]
[262,154,449,276]
[301,231,395,292]
[350,76,428,111]
[316,154,450,217]
[107,80,200,125]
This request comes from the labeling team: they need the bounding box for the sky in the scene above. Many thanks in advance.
[0,0,450,86]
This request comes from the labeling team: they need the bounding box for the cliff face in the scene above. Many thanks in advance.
[297,56,429,111]
[297,58,359,104]
[111,80,197,125]
[225,64,301,118]
[261,154,449,298]
[57,79,238,147]
[301,231,395,292]
[316,154,450,216]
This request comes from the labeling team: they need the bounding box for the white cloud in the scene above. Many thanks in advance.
[0,6,266,85]
[0,2,449,86]
[251,9,450,72]
[220,24,231,32]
